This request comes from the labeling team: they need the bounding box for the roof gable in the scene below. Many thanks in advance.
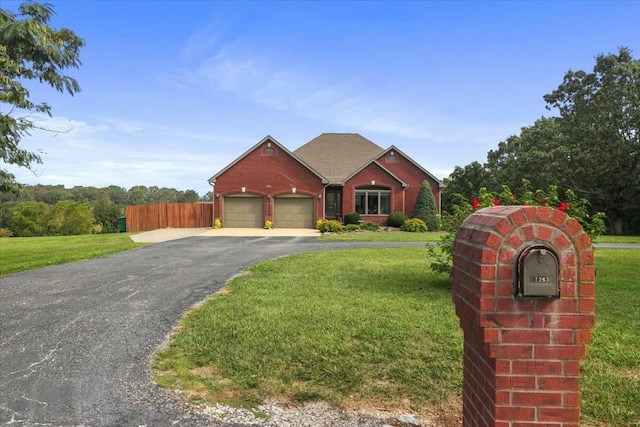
[343,159,408,187]
[208,135,328,184]
[294,133,384,184]
[378,145,445,188]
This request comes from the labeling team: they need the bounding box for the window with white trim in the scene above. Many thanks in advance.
[355,186,390,215]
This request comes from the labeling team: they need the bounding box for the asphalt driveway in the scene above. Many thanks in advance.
[0,236,423,426]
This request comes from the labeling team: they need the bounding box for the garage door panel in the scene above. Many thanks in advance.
[224,197,264,228]
[274,197,314,228]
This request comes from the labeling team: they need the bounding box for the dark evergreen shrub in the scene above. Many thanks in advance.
[343,212,361,225]
[387,211,408,227]
[411,180,440,231]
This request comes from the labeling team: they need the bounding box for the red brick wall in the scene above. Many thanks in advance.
[376,151,441,214]
[452,206,595,427]
[213,139,324,221]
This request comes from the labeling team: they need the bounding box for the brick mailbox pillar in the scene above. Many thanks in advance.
[451,206,595,427]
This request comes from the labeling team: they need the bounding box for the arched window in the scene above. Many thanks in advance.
[387,155,398,162]
[263,146,276,155]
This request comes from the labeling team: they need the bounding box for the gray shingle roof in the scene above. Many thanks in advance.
[293,133,384,184]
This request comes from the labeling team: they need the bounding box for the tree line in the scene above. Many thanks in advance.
[0,185,208,236]
[442,47,640,235]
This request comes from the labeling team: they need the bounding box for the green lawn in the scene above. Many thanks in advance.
[319,230,446,242]
[153,248,640,426]
[582,249,640,426]
[596,235,640,243]
[153,248,462,414]
[0,233,146,275]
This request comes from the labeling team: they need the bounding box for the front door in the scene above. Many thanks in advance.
[325,188,342,219]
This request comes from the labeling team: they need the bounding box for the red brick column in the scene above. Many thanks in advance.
[451,206,595,427]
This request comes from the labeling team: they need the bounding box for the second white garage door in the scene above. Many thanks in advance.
[274,196,315,228]
[224,196,264,228]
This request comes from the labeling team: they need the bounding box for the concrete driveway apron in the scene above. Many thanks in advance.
[0,236,423,426]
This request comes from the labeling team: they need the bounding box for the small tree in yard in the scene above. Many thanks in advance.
[412,180,440,231]
[49,200,95,235]
[93,193,122,233]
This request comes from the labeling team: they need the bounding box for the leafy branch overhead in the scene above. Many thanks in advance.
[0,2,84,193]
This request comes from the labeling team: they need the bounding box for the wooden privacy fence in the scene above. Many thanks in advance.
[126,203,213,232]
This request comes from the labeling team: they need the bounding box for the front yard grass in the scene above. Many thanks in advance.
[152,248,640,426]
[153,248,463,415]
[0,233,146,275]
[596,235,640,243]
[319,230,446,242]
[581,249,640,426]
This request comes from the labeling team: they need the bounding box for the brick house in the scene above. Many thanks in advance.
[208,133,444,228]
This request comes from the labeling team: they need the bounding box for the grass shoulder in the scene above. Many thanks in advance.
[319,230,446,242]
[596,235,640,243]
[0,233,147,275]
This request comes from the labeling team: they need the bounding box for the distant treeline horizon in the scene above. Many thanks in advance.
[0,184,211,237]
[1,183,210,206]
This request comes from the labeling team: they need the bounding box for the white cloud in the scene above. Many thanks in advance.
[6,114,245,195]
[181,24,224,63]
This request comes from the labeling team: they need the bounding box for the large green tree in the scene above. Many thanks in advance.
[9,201,51,236]
[485,117,572,195]
[180,189,200,203]
[543,47,640,234]
[93,193,121,233]
[0,2,84,193]
[441,161,496,212]
[49,200,95,235]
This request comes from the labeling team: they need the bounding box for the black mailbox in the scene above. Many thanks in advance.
[515,245,560,298]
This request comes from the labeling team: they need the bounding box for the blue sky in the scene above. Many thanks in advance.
[5,1,640,197]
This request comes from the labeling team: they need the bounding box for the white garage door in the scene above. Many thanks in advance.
[274,196,314,228]
[224,196,264,228]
